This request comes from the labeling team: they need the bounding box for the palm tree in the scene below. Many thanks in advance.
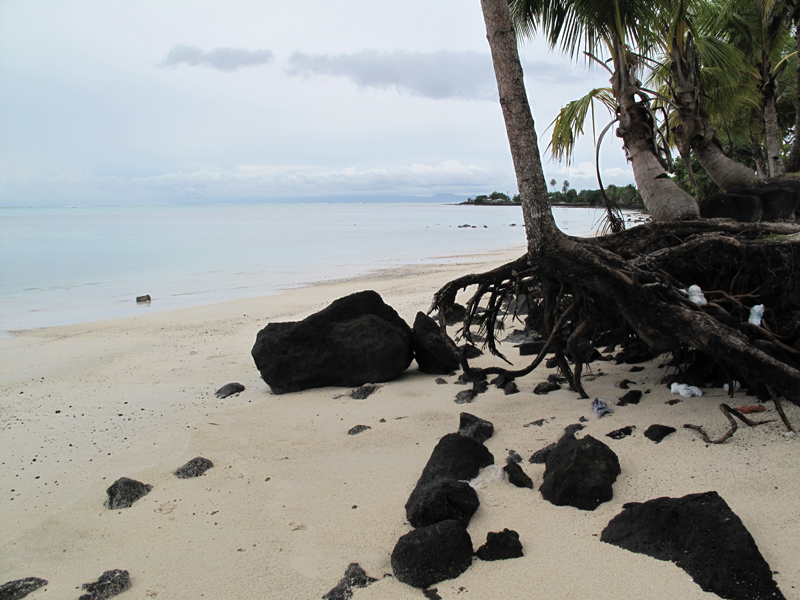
[653,0,758,190]
[509,0,700,221]
[712,0,794,178]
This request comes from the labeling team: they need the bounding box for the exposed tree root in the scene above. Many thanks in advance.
[684,403,776,444]
[429,219,800,406]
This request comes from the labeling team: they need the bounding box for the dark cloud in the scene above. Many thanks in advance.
[159,45,274,72]
[286,50,496,100]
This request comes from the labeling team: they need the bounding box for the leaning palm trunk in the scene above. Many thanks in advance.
[670,38,757,190]
[610,41,700,221]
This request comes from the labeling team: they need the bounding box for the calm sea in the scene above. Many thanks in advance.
[0,203,631,334]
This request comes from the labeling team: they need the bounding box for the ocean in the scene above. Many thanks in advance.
[0,203,633,334]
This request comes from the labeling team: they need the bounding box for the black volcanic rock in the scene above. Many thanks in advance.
[539,435,620,510]
[391,520,473,588]
[0,577,47,600]
[405,433,493,528]
[617,390,643,406]
[503,461,533,488]
[644,424,676,443]
[476,529,524,561]
[79,570,131,600]
[534,381,560,395]
[458,413,494,444]
[214,382,244,398]
[105,477,152,509]
[174,457,214,479]
[322,563,377,600]
[411,312,461,375]
[251,290,412,394]
[601,492,785,600]
[606,426,635,440]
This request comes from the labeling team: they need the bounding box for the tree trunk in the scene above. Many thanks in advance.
[761,54,786,178]
[479,0,559,258]
[609,41,700,221]
[694,141,757,190]
[785,20,800,172]
[670,39,757,190]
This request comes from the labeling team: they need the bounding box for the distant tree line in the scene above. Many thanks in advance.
[465,181,644,208]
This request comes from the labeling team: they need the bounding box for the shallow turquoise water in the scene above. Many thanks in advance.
[0,203,620,333]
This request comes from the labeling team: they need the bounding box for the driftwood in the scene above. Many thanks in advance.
[684,403,776,444]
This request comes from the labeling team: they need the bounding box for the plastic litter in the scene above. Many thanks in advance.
[680,284,707,306]
[592,398,614,418]
[670,382,702,397]
[722,381,742,394]
[749,304,765,326]
[468,464,505,490]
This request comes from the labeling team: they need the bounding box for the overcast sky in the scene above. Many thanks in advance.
[0,0,635,206]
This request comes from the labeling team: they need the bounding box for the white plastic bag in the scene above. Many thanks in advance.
[680,285,707,306]
[749,304,765,326]
[670,382,702,397]
[468,464,505,490]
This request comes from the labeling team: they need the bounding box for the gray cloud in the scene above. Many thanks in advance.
[286,50,496,100]
[285,49,584,100]
[159,45,274,72]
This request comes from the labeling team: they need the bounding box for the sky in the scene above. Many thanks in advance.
[0,0,636,206]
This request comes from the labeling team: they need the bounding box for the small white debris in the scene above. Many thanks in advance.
[749,304,765,326]
[671,383,702,397]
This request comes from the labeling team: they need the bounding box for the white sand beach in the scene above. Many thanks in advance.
[1,248,798,600]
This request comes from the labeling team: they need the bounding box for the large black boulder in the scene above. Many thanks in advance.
[539,434,620,510]
[391,520,474,588]
[405,433,494,527]
[251,291,413,394]
[731,179,800,221]
[601,491,785,600]
[699,192,763,222]
[411,312,460,374]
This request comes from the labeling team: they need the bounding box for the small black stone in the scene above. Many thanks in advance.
[560,423,585,441]
[458,413,494,444]
[174,457,214,479]
[547,373,567,384]
[457,371,487,384]
[534,381,560,395]
[476,529,524,561]
[523,419,545,428]
[490,374,510,388]
[459,344,483,359]
[506,450,523,464]
[629,366,645,372]
[348,425,371,435]
[105,477,152,509]
[618,379,634,389]
[472,380,489,394]
[503,462,533,488]
[606,426,636,440]
[644,424,677,443]
[455,390,477,404]
[422,588,442,600]
[503,382,519,395]
[79,569,131,600]
[617,390,643,406]
[0,577,48,600]
[435,378,448,385]
[214,382,245,399]
[351,385,378,399]
[322,563,377,600]
[545,357,559,368]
